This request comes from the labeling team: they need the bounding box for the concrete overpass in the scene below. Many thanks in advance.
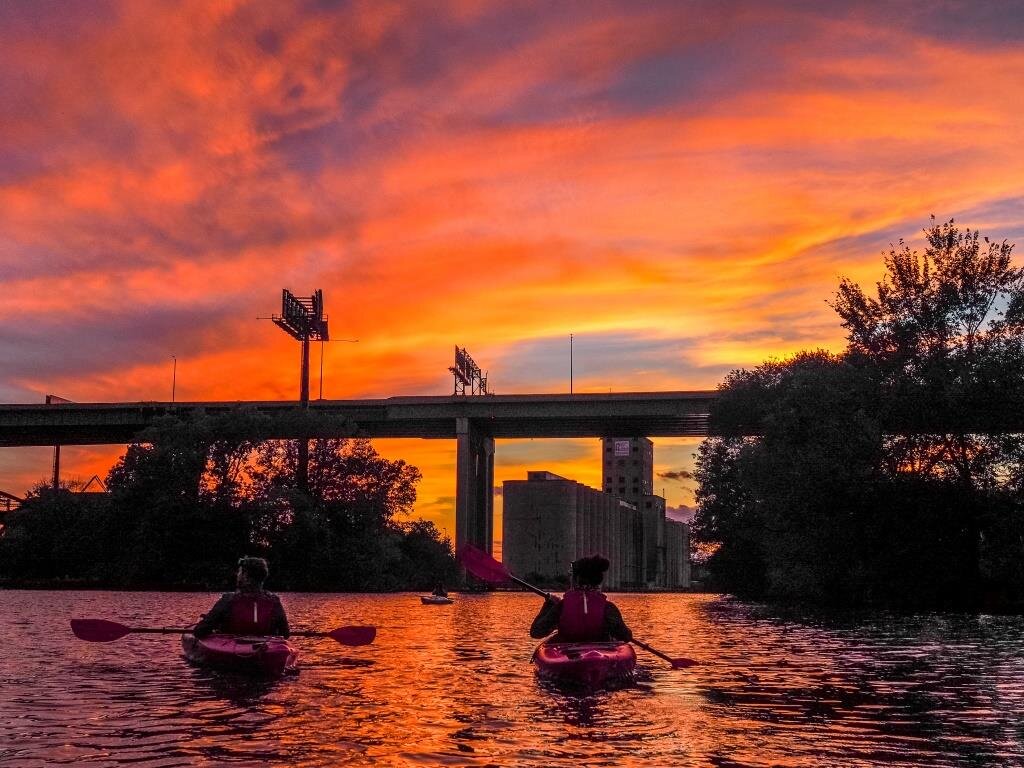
[0,391,717,554]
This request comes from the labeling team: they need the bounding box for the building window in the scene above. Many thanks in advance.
[632,445,639,453]
[618,476,624,482]
[645,501,652,508]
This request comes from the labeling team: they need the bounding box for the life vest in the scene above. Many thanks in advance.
[557,589,608,642]
[223,592,279,636]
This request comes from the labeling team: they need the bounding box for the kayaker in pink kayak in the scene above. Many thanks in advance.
[529,555,632,642]
[193,556,290,638]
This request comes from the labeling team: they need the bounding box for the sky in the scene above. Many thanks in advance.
[2,0,1023,542]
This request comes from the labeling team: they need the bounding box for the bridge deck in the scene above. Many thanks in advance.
[0,392,717,446]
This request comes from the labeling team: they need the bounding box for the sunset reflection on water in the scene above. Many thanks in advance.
[2,591,1022,766]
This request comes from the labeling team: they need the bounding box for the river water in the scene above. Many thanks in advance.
[1,591,1022,767]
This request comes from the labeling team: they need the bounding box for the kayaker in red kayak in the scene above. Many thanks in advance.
[193,556,290,638]
[529,555,632,642]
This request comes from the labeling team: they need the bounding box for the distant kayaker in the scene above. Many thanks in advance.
[193,556,290,638]
[529,555,632,642]
[431,583,448,598]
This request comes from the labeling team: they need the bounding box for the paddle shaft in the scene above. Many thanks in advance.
[509,574,552,601]
[127,627,193,634]
[131,628,340,639]
[631,638,679,665]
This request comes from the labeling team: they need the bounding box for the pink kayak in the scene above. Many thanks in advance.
[182,634,299,677]
[532,639,637,688]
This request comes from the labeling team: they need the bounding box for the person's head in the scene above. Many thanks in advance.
[572,555,610,588]
[236,556,269,590]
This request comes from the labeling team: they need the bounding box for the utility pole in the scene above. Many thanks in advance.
[171,355,177,402]
[570,333,573,394]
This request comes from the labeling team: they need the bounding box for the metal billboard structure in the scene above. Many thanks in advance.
[449,347,488,396]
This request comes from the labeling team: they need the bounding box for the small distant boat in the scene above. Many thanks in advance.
[420,595,454,605]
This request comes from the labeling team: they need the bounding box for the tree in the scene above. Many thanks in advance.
[694,219,1024,609]
[0,411,455,591]
[248,437,420,526]
[831,217,1024,435]
[249,437,427,590]
[0,481,111,582]
[832,218,1024,596]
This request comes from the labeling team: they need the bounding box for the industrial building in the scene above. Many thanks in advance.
[502,437,690,590]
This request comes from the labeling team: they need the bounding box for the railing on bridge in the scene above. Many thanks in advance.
[0,490,22,513]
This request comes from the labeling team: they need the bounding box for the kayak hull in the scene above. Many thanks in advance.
[182,634,299,677]
[420,595,454,605]
[533,639,636,688]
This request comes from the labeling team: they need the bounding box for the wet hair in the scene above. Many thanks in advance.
[572,555,610,587]
[237,556,269,584]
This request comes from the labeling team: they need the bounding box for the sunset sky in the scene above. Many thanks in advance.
[2,0,1023,541]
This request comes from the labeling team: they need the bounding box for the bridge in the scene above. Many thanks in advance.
[0,392,717,554]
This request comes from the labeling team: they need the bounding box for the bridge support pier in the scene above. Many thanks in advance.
[455,417,494,555]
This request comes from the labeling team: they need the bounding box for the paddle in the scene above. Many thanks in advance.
[71,619,375,646]
[290,627,376,646]
[457,544,697,669]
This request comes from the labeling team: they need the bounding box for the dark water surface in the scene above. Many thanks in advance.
[1,591,1023,767]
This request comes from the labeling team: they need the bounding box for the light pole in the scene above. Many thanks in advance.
[570,333,573,394]
[171,355,177,402]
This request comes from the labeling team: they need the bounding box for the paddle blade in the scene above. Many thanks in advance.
[326,625,376,646]
[670,658,699,669]
[71,619,131,642]
[458,544,511,584]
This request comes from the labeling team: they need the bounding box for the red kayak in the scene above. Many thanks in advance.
[532,639,637,688]
[181,634,299,677]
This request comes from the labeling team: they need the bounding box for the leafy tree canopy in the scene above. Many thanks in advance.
[1,410,456,591]
[694,219,1024,610]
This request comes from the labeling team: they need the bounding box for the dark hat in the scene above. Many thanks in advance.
[572,555,610,586]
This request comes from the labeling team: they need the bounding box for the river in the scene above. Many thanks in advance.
[1,591,1022,766]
